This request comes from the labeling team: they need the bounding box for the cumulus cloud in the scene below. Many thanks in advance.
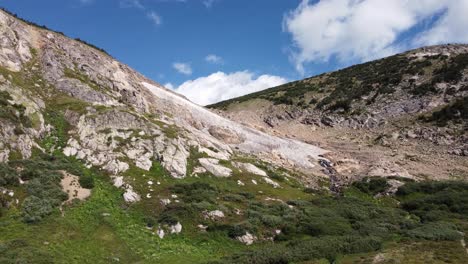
[415,0,468,45]
[205,54,223,64]
[283,0,463,74]
[173,62,192,75]
[172,71,287,105]
[147,11,162,26]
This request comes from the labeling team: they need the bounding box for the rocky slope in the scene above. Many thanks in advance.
[210,44,468,184]
[0,9,327,182]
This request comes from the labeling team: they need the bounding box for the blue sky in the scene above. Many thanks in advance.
[1,0,467,105]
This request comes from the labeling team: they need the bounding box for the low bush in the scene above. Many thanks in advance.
[170,182,219,203]
[221,235,383,263]
[429,96,468,125]
[352,177,389,195]
[406,222,462,241]
[21,196,55,223]
[0,163,19,186]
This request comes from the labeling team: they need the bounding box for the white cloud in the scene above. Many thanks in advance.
[173,71,288,105]
[415,0,468,45]
[147,11,162,26]
[120,0,144,9]
[173,62,192,75]
[205,54,223,64]
[283,0,460,74]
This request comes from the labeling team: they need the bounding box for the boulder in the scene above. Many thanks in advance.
[233,162,267,176]
[263,177,280,188]
[199,158,232,177]
[123,186,141,203]
[112,176,124,188]
[236,232,256,245]
[157,229,165,239]
[204,210,225,220]
[170,222,182,234]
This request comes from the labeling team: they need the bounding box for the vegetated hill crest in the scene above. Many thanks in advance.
[209,44,468,182]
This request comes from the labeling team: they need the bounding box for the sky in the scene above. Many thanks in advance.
[1,0,468,105]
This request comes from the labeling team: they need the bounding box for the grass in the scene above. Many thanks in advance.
[2,154,468,263]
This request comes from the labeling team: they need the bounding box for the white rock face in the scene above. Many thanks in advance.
[123,186,141,203]
[191,166,207,175]
[170,222,182,234]
[104,160,129,175]
[160,198,171,206]
[263,177,280,188]
[143,82,327,172]
[236,232,256,245]
[233,162,267,176]
[157,229,165,239]
[161,140,189,178]
[204,210,225,220]
[199,158,232,177]
[112,176,124,188]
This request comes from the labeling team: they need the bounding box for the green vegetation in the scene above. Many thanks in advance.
[0,90,32,128]
[432,53,468,84]
[1,150,468,264]
[215,179,468,263]
[410,53,468,96]
[2,154,94,223]
[352,177,389,196]
[209,53,441,112]
[428,96,468,126]
[210,51,467,117]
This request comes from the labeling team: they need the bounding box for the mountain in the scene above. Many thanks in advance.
[210,44,468,183]
[0,9,467,264]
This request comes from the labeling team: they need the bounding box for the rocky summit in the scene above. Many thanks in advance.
[0,9,468,264]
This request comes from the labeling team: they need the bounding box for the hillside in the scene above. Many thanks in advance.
[210,45,468,183]
[1,9,468,264]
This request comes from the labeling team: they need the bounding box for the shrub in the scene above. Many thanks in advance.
[0,163,19,186]
[406,222,462,241]
[170,182,218,203]
[352,177,389,195]
[158,212,180,226]
[397,181,468,220]
[79,174,94,189]
[21,196,54,223]
[227,224,250,238]
[429,96,468,125]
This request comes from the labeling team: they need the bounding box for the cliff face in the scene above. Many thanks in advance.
[0,9,327,184]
